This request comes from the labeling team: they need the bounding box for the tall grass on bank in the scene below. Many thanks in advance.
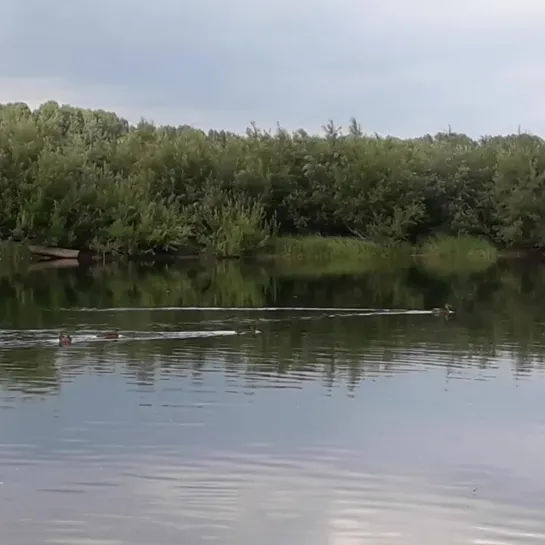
[2,101,545,255]
[275,236,388,261]
[419,235,498,275]
[273,236,414,274]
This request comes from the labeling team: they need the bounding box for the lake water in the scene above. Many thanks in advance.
[1,259,545,544]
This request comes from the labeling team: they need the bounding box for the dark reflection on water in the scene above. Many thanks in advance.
[1,259,545,543]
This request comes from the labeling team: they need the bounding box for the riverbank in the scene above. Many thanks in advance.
[0,234,527,282]
[3,234,499,261]
[2,246,545,340]
[271,234,501,275]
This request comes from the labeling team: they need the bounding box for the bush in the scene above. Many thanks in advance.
[1,102,544,254]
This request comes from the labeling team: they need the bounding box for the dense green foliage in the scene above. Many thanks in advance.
[1,101,545,255]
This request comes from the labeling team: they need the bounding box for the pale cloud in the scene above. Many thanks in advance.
[1,0,545,136]
[372,0,545,27]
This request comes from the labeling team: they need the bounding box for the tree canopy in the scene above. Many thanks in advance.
[1,101,544,255]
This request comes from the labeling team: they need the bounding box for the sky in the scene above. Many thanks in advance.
[1,0,545,137]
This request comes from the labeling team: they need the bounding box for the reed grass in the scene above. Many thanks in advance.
[420,235,498,261]
[419,235,498,275]
[274,236,412,262]
[275,236,376,260]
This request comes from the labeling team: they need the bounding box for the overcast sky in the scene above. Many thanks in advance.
[1,0,545,137]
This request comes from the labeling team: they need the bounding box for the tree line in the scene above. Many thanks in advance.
[1,101,544,255]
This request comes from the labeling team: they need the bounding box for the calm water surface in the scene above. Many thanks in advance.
[1,260,545,544]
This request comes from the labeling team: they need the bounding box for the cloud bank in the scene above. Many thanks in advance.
[2,0,545,136]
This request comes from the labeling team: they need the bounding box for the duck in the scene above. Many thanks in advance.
[59,331,72,346]
[432,303,455,316]
[96,330,120,340]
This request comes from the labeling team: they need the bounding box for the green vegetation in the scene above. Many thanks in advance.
[274,236,407,260]
[272,236,414,274]
[1,101,544,257]
[420,234,498,261]
[419,235,498,274]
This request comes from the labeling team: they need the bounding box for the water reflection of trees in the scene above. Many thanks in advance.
[1,258,545,395]
[0,348,61,396]
[1,313,545,397]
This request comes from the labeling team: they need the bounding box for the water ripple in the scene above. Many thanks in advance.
[1,448,543,544]
[2,307,545,544]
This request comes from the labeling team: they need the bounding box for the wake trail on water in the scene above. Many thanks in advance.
[0,329,244,349]
[61,306,434,315]
[0,308,438,348]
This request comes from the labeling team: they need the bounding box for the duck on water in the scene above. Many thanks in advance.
[58,331,72,346]
[58,330,120,346]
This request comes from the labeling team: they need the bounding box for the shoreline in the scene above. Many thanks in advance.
[13,237,545,268]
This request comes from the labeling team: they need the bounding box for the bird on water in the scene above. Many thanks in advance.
[59,330,120,346]
[58,331,72,346]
